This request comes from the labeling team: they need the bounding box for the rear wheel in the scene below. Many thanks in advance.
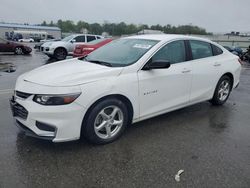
[54,48,67,60]
[210,75,232,105]
[82,98,129,144]
[14,47,23,55]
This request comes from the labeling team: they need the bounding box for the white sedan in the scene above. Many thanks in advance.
[10,35,241,144]
[18,38,34,43]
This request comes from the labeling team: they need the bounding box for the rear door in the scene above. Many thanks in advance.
[138,40,193,118]
[188,40,223,103]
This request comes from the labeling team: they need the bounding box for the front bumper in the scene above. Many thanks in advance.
[41,46,54,55]
[10,93,86,142]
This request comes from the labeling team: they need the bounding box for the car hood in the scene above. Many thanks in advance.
[42,41,66,48]
[20,59,123,87]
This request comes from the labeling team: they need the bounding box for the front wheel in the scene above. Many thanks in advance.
[82,98,129,144]
[54,48,67,60]
[210,75,232,105]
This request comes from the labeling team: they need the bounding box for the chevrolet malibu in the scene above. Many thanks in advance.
[10,35,241,144]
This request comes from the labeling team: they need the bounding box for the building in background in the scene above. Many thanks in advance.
[0,23,61,41]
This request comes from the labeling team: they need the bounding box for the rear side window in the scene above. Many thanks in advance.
[152,40,186,64]
[190,40,213,60]
[212,44,223,56]
[87,36,96,42]
[74,36,86,42]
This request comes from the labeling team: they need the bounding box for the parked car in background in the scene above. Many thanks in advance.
[0,38,32,54]
[241,45,250,63]
[41,34,103,60]
[223,46,243,57]
[18,38,34,43]
[10,35,241,144]
[73,38,113,57]
[34,39,60,50]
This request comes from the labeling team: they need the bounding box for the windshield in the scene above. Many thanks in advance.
[61,35,75,42]
[84,38,159,67]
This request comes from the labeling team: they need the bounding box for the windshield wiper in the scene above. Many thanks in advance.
[86,59,113,67]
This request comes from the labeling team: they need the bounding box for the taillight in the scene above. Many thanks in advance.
[82,48,95,51]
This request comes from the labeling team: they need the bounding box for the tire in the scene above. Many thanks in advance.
[210,75,232,105]
[82,98,129,144]
[14,47,23,55]
[54,48,67,60]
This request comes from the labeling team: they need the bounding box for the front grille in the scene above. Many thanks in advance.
[13,103,28,120]
[16,91,32,99]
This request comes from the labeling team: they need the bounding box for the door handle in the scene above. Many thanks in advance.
[213,62,221,67]
[182,69,191,73]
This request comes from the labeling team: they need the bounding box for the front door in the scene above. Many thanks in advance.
[138,40,192,119]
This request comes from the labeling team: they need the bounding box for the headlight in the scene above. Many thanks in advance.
[33,93,81,105]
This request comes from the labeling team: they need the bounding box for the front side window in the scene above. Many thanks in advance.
[190,40,213,60]
[152,40,186,64]
[75,36,86,42]
[84,39,159,67]
[87,36,97,42]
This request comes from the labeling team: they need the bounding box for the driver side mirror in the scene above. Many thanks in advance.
[142,59,171,70]
[71,39,76,43]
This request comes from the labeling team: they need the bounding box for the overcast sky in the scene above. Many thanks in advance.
[0,0,249,33]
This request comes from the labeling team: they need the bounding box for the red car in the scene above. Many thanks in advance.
[73,38,113,57]
[0,38,32,55]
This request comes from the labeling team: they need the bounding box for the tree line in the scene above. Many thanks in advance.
[41,20,212,36]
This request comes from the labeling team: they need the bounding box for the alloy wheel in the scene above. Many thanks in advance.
[218,80,230,101]
[94,105,124,139]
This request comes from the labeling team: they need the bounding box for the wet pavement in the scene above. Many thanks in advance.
[0,47,250,188]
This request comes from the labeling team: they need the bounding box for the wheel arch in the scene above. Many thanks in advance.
[222,72,234,89]
[211,72,235,100]
[81,94,134,133]
[54,46,68,54]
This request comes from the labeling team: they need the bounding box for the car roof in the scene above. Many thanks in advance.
[126,34,213,43]
[71,34,102,37]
